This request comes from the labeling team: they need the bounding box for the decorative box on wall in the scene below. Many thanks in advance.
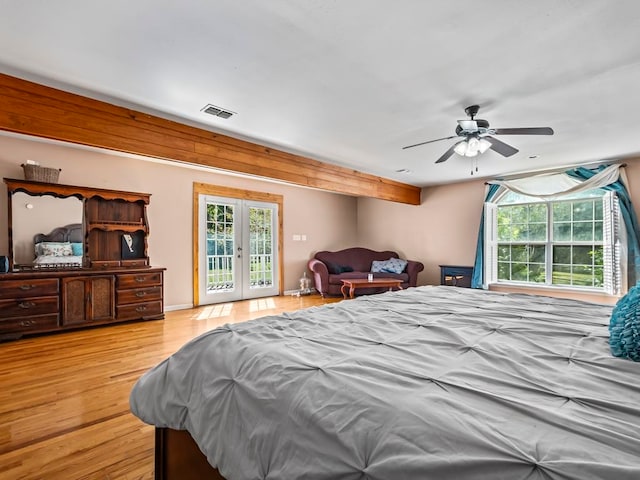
[439,265,474,288]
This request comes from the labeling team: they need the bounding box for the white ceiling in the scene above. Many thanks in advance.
[1,1,640,187]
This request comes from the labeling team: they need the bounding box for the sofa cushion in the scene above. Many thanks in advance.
[371,258,408,274]
[325,261,354,274]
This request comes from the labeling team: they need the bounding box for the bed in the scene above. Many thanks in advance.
[130,286,640,479]
[32,223,83,268]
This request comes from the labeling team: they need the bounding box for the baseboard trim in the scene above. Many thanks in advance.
[165,304,194,312]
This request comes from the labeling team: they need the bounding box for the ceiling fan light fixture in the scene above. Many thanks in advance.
[453,140,468,156]
[465,137,481,156]
[478,138,492,154]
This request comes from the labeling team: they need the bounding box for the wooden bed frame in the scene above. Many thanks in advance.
[155,428,226,480]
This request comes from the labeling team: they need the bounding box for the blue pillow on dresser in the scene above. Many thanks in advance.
[609,283,640,361]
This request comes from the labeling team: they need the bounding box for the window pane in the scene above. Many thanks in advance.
[497,224,510,242]
[573,222,593,241]
[594,221,603,241]
[573,201,593,221]
[553,246,571,264]
[553,223,572,241]
[498,262,510,280]
[530,245,545,263]
[572,246,593,265]
[591,246,603,267]
[498,245,510,261]
[511,224,526,241]
[553,202,571,222]
[594,266,604,287]
[512,245,528,262]
[552,265,571,285]
[529,264,546,283]
[529,204,547,223]
[510,205,527,222]
[594,200,603,221]
[512,263,528,281]
[529,223,546,241]
[572,265,593,286]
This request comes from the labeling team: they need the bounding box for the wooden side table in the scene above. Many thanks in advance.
[340,278,403,299]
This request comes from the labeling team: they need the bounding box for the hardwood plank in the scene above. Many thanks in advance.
[0,73,421,205]
[0,294,341,480]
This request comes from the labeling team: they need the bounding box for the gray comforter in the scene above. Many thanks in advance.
[130,286,640,479]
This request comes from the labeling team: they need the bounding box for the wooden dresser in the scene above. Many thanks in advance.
[0,267,165,340]
[2,178,165,340]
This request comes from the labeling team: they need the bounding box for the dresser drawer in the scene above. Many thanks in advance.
[0,278,59,299]
[0,314,59,334]
[120,258,149,268]
[0,296,59,319]
[117,286,162,305]
[117,272,162,289]
[117,300,163,320]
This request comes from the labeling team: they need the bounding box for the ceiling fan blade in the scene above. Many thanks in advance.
[402,135,458,150]
[493,127,554,135]
[485,136,519,157]
[435,142,460,164]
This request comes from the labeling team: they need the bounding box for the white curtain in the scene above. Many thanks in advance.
[489,164,621,200]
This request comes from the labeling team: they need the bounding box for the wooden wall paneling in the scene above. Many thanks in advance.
[0,73,421,205]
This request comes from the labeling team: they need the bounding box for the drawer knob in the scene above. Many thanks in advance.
[18,301,36,309]
[135,276,146,282]
[19,320,36,327]
[135,305,147,312]
[19,284,36,291]
[135,291,146,297]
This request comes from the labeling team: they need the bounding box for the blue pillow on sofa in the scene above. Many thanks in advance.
[326,261,354,274]
[371,258,408,274]
[609,283,640,361]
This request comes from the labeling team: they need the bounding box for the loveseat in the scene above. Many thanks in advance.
[308,247,424,297]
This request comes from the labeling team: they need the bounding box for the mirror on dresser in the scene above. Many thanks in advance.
[11,191,83,268]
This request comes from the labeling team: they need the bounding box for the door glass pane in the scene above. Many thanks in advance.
[206,202,235,292]
[249,207,274,290]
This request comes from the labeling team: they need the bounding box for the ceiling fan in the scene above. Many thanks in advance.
[402,105,554,165]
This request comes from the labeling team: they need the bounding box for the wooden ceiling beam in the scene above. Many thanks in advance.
[0,74,421,205]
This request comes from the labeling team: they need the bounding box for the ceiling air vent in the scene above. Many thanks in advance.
[201,104,235,119]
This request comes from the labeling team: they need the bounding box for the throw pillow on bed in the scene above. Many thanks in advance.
[609,283,640,361]
[371,258,408,274]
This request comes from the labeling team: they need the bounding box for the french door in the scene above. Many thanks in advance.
[198,195,279,304]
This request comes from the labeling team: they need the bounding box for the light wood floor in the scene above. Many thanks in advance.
[0,294,341,480]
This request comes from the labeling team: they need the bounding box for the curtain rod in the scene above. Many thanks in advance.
[484,161,627,185]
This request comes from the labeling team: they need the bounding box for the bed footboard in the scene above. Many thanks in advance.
[155,428,226,480]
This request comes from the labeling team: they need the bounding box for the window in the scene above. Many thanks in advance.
[486,188,621,293]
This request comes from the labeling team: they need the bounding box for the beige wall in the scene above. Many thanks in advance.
[357,180,487,286]
[358,159,640,305]
[0,134,358,309]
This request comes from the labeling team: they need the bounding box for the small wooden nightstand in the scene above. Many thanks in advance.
[439,265,474,288]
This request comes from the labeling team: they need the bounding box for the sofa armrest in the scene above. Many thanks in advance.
[405,260,425,287]
[308,258,330,296]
